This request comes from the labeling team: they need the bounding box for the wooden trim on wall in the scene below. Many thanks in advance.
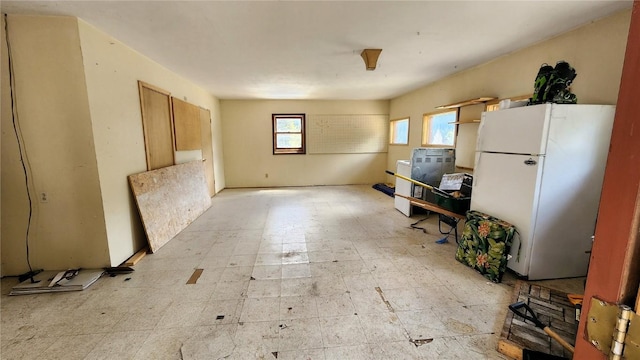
[199,107,215,197]
[574,2,640,357]
[138,81,171,96]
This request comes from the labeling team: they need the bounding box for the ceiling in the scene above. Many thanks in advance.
[1,1,632,100]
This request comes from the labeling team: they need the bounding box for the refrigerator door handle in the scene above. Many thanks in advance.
[524,158,537,166]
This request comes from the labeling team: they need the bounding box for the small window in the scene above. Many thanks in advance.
[422,110,457,147]
[273,114,305,154]
[389,117,409,145]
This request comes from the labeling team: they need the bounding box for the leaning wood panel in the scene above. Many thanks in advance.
[172,97,202,151]
[138,81,175,170]
[128,161,211,253]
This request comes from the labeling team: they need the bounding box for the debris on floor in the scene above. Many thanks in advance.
[410,338,434,347]
[186,268,204,284]
[372,183,395,197]
[9,269,104,295]
[103,266,134,277]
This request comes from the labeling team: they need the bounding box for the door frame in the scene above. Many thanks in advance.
[574,2,640,357]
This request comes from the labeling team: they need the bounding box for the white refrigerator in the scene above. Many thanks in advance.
[471,104,615,280]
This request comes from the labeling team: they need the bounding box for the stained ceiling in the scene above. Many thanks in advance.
[1,1,632,100]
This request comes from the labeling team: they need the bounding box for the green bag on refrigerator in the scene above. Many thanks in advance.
[455,210,517,283]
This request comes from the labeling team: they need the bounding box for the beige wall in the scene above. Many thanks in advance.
[387,9,632,182]
[77,19,224,266]
[1,16,109,274]
[221,100,389,187]
[1,15,225,275]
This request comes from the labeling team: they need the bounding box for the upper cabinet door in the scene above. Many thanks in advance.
[172,98,202,151]
[138,81,175,170]
[477,104,551,155]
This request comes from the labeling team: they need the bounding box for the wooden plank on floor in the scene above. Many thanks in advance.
[497,339,523,360]
[187,269,204,284]
[123,247,148,267]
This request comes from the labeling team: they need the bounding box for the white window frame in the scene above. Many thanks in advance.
[272,113,306,155]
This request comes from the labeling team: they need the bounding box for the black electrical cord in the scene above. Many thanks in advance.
[4,14,38,280]
[410,215,431,234]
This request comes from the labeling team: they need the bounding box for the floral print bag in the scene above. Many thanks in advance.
[455,210,517,283]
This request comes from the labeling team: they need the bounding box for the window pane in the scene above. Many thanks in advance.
[429,112,456,145]
[391,118,409,144]
[276,134,302,148]
[276,118,302,132]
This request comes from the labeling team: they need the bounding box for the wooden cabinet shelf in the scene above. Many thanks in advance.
[436,97,496,110]
[448,120,481,124]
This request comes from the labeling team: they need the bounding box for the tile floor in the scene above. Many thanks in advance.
[1,185,582,359]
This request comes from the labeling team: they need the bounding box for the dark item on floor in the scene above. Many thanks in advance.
[409,212,461,244]
[372,183,394,197]
[436,213,460,244]
[18,269,43,283]
[454,210,516,283]
[104,266,134,275]
[523,350,569,360]
[509,302,575,354]
[499,281,577,359]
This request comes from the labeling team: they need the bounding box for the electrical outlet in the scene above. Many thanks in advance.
[40,192,48,203]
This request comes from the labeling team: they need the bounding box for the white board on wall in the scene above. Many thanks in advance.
[307,114,389,154]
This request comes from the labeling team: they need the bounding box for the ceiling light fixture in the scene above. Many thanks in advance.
[361,49,382,71]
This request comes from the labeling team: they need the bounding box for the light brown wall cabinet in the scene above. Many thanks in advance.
[172,97,202,151]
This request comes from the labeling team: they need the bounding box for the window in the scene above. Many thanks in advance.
[273,114,305,154]
[389,117,409,145]
[422,110,457,147]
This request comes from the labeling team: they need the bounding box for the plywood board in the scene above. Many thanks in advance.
[138,81,175,170]
[172,97,202,150]
[128,161,211,253]
[307,114,388,154]
[200,107,215,197]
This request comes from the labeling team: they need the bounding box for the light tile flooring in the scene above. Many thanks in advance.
[1,185,582,359]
